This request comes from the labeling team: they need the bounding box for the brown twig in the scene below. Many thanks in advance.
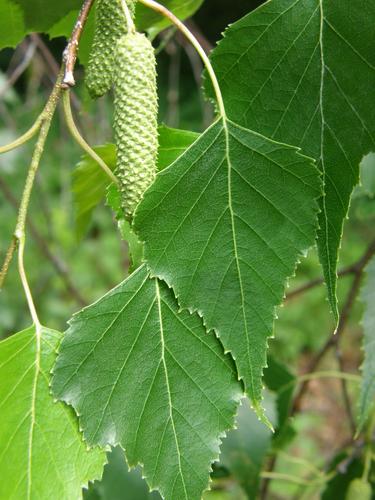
[30,34,81,112]
[62,0,95,88]
[292,237,375,413]
[285,265,357,301]
[0,39,36,99]
[260,237,375,499]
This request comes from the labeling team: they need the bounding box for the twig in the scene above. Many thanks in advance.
[0,237,17,289]
[62,90,118,185]
[15,74,63,327]
[0,40,36,99]
[286,265,357,301]
[0,177,87,306]
[0,74,63,293]
[62,0,95,87]
[31,34,81,110]
[260,237,375,499]
[292,237,375,413]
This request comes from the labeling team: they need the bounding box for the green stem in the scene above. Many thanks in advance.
[139,0,226,119]
[1,72,63,321]
[62,90,119,186]
[0,236,17,289]
[362,410,375,481]
[120,0,136,33]
[0,115,43,154]
[260,470,335,487]
[297,370,361,385]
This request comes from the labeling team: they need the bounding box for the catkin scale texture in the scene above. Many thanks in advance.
[85,0,136,98]
[114,33,158,221]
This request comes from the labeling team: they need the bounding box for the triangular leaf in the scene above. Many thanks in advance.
[206,0,375,321]
[134,118,321,419]
[0,326,106,499]
[358,255,375,430]
[53,265,242,500]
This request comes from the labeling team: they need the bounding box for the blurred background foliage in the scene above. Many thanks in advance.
[0,0,374,498]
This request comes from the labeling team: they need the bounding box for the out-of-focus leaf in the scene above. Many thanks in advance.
[0,326,106,499]
[358,255,375,430]
[72,144,116,239]
[73,127,199,238]
[85,447,161,500]
[12,0,81,32]
[220,395,276,498]
[263,356,296,448]
[135,0,204,38]
[321,451,366,500]
[158,125,199,171]
[53,265,242,500]
[360,153,375,198]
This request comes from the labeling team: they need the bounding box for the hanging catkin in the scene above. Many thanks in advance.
[113,32,158,221]
[85,0,136,98]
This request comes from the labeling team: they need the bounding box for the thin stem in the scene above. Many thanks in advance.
[139,0,226,119]
[18,234,41,329]
[362,411,375,481]
[260,471,332,487]
[62,90,119,185]
[0,39,36,99]
[15,76,63,236]
[276,370,360,397]
[0,116,43,154]
[14,74,63,324]
[292,237,375,413]
[62,0,95,87]
[120,0,136,32]
[0,237,17,289]
[297,370,360,385]
[286,265,357,301]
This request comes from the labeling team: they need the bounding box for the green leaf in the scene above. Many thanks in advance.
[72,144,116,238]
[358,255,375,430]
[360,153,375,198]
[158,125,199,172]
[135,0,204,38]
[12,0,80,31]
[321,451,364,500]
[0,326,106,499]
[219,396,275,497]
[134,118,321,420]
[0,0,24,48]
[72,127,198,238]
[85,447,161,500]
[52,265,242,500]
[207,0,375,322]
[263,356,296,448]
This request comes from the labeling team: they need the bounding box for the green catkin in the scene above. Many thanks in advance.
[345,479,372,500]
[85,0,136,98]
[114,32,158,221]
